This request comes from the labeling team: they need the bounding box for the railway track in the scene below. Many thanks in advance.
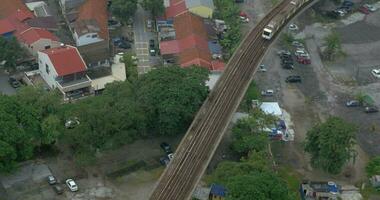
[149,0,309,199]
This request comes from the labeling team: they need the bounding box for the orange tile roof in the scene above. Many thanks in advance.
[0,0,30,19]
[179,46,211,68]
[77,0,109,40]
[19,27,58,45]
[174,12,207,39]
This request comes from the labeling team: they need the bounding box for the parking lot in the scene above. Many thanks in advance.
[0,70,16,95]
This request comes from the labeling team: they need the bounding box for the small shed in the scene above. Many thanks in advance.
[259,102,282,117]
[370,175,380,188]
[209,184,227,200]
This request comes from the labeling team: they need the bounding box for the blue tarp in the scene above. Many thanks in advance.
[208,41,222,54]
[210,183,227,197]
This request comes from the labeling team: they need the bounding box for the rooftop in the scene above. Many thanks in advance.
[0,0,31,18]
[19,27,58,44]
[77,0,109,40]
[74,19,100,36]
[0,19,16,35]
[210,184,227,197]
[41,45,87,76]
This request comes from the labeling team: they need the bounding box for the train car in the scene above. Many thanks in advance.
[262,0,311,40]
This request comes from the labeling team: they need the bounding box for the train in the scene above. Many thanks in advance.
[262,0,311,40]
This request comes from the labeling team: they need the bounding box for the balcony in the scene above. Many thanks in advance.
[56,75,91,93]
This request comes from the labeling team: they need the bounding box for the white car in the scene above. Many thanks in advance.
[261,89,274,96]
[167,153,174,161]
[371,69,380,78]
[65,117,80,129]
[66,179,78,192]
[364,4,377,12]
[288,23,299,31]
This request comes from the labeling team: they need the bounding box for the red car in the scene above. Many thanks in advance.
[358,6,370,14]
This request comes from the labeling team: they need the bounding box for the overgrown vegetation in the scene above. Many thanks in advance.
[207,111,297,200]
[0,66,209,171]
[304,117,357,174]
[141,0,165,18]
[240,81,260,111]
[322,32,344,61]
[0,37,26,71]
[366,157,380,177]
[213,0,242,59]
[110,0,138,22]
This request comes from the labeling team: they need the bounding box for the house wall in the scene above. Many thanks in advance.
[25,39,61,56]
[73,32,103,46]
[189,6,213,18]
[38,51,59,89]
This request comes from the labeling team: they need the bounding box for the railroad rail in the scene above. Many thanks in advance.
[150,0,315,199]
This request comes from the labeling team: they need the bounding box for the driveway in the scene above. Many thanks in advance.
[0,70,16,95]
[133,4,161,74]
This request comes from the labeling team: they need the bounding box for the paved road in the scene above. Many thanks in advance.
[133,4,161,74]
[0,70,16,95]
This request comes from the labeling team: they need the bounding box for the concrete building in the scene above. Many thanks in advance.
[18,27,60,56]
[38,45,92,100]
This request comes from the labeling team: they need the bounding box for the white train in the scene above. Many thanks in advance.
[262,0,311,40]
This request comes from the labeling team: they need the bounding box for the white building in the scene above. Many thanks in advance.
[38,45,92,100]
[73,19,103,46]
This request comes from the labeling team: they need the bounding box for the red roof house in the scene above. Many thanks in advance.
[0,19,16,35]
[165,0,187,18]
[41,45,87,76]
[19,27,58,45]
[77,0,109,41]
[160,40,181,55]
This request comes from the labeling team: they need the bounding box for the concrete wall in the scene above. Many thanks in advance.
[74,32,103,46]
[25,39,61,56]
[38,51,58,89]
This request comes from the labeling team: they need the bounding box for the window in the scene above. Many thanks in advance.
[45,45,51,49]
[91,34,97,38]
[45,64,50,74]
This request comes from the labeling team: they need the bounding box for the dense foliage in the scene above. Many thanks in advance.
[0,37,26,71]
[231,109,277,156]
[137,66,209,135]
[366,157,380,177]
[213,0,242,58]
[0,66,209,171]
[142,0,165,18]
[323,32,343,61]
[304,117,357,174]
[110,0,138,22]
[241,81,260,111]
[208,111,295,200]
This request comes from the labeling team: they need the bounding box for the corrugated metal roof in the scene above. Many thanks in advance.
[185,0,214,9]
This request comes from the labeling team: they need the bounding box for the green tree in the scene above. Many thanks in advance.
[241,81,260,111]
[323,32,343,61]
[121,52,138,82]
[0,140,17,172]
[366,157,380,177]
[41,115,61,145]
[226,171,293,200]
[231,109,277,155]
[304,117,357,174]
[141,0,164,18]
[138,66,209,135]
[111,0,138,22]
[0,36,26,71]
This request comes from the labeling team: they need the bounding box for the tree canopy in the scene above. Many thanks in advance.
[110,0,138,22]
[304,117,357,174]
[137,66,209,135]
[231,109,277,156]
[0,37,26,71]
[142,0,165,18]
[366,156,380,177]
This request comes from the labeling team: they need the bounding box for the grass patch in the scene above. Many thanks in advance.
[277,166,302,200]
[361,184,380,200]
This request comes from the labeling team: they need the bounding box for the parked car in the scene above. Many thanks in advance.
[282,63,294,70]
[288,23,299,31]
[359,6,370,14]
[149,39,155,48]
[277,50,291,56]
[147,19,153,29]
[65,179,78,192]
[346,100,360,107]
[8,77,21,88]
[261,89,274,97]
[363,4,377,12]
[118,40,131,49]
[292,41,304,48]
[65,117,80,129]
[342,0,354,7]
[365,106,379,113]
[52,185,64,195]
[167,153,174,161]
[47,175,57,185]
[371,69,380,78]
[286,75,302,83]
[282,59,294,65]
[159,157,170,166]
[160,142,173,154]
[239,11,249,23]
[258,64,267,72]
